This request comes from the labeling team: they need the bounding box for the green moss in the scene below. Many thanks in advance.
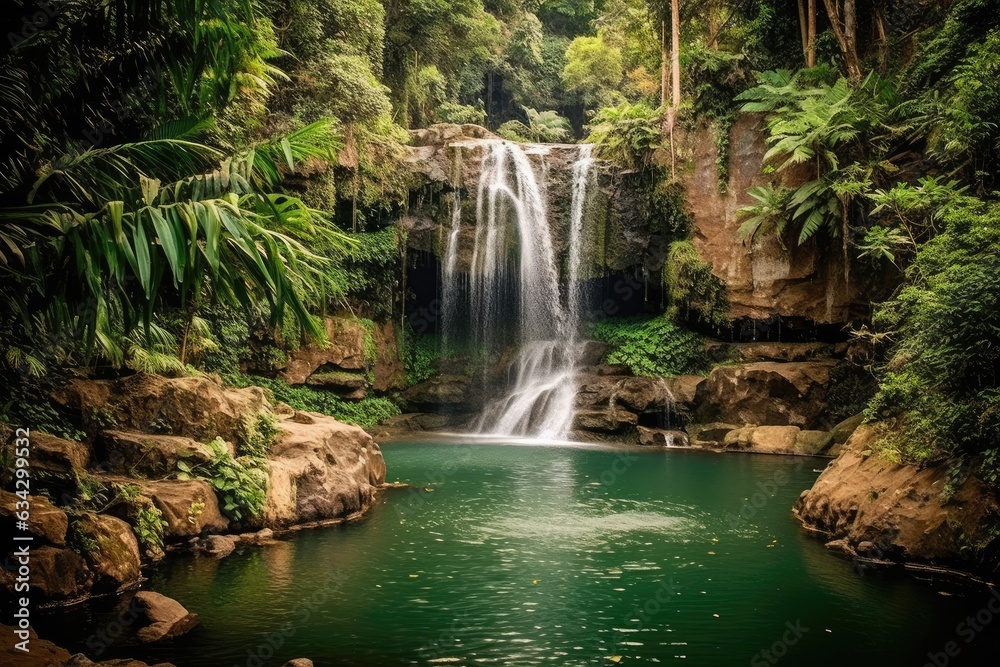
[662,241,730,329]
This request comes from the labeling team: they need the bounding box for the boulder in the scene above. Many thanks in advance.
[830,413,865,446]
[637,426,689,447]
[52,374,270,445]
[133,591,200,643]
[401,375,474,411]
[578,340,609,366]
[748,425,801,454]
[795,429,834,456]
[65,655,177,667]
[24,546,92,601]
[281,660,314,667]
[722,426,755,449]
[0,491,68,546]
[191,534,238,558]
[75,513,142,592]
[794,424,1000,573]
[97,430,215,478]
[0,624,71,667]
[265,412,387,527]
[29,432,91,475]
[693,361,836,429]
[573,408,638,433]
[281,317,369,385]
[685,422,740,447]
[135,480,228,539]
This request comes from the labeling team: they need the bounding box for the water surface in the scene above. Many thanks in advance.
[42,440,1000,666]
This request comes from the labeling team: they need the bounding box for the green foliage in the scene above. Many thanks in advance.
[865,198,1000,488]
[497,109,572,142]
[736,69,887,244]
[178,437,268,522]
[591,316,710,377]
[132,504,168,552]
[0,382,86,442]
[435,102,488,125]
[586,103,662,171]
[238,412,280,459]
[404,334,440,386]
[662,241,729,328]
[324,227,401,319]
[563,34,625,108]
[223,373,400,427]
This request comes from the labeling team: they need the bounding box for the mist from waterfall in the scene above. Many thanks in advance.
[441,140,595,439]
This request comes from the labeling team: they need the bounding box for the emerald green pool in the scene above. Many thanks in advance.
[44,439,1000,666]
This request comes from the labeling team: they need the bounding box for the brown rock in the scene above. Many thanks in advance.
[265,412,387,527]
[281,317,369,385]
[75,514,142,592]
[133,591,200,643]
[0,491,68,546]
[794,423,1000,572]
[97,431,214,478]
[734,342,835,363]
[373,320,407,392]
[0,624,71,667]
[135,480,228,539]
[401,375,473,409]
[722,426,755,449]
[281,660,314,667]
[29,433,92,475]
[693,361,836,429]
[749,425,801,454]
[52,374,270,445]
[685,422,740,447]
[305,370,367,399]
[27,546,93,601]
[573,408,638,433]
[192,534,238,558]
[637,426,689,447]
[680,115,864,324]
[795,430,834,456]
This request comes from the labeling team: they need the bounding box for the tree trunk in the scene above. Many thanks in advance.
[798,0,809,65]
[669,0,680,179]
[660,20,668,110]
[823,0,862,81]
[807,0,817,68]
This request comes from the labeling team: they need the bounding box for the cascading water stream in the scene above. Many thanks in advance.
[439,140,595,439]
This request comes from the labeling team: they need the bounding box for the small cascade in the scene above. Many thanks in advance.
[440,140,595,439]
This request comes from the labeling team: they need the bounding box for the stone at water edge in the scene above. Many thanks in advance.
[191,534,238,558]
[281,660,314,667]
[133,591,200,643]
[75,513,142,592]
[0,490,69,546]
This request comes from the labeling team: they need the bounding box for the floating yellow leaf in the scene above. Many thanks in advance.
[606,657,622,663]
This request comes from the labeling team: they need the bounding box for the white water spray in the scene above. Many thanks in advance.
[440,141,595,439]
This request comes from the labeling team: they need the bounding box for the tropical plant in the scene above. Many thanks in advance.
[178,437,268,522]
[591,316,709,377]
[586,103,663,170]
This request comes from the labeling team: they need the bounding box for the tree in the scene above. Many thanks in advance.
[562,34,625,107]
[823,0,862,81]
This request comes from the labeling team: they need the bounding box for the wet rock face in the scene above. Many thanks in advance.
[680,115,866,325]
[692,361,837,429]
[402,374,480,412]
[794,424,1000,576]
[135,479,229,539]
[75,513,142,593]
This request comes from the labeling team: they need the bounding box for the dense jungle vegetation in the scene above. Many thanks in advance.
[0,1,998,487]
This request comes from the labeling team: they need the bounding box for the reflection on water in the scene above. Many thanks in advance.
[35,441,1000,667]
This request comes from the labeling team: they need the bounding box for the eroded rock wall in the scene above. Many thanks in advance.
[681,115,866,325]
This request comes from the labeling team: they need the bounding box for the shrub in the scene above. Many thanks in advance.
[663,241,730,329]
[178,438,268,522]
[591,316,709,377]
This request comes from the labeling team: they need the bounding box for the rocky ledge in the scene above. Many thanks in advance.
[794,423,1000,582]
[1,373,386,609]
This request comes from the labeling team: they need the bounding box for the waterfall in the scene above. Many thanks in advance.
[439,140,594,439]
